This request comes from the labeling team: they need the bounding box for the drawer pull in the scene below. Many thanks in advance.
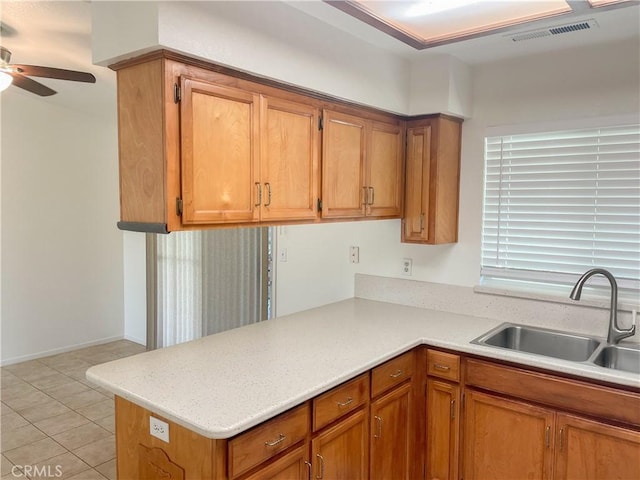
[264,433,286,447]
[433,363,451,371]
[316,453,325,479]
[390,369,404,379]
[336,397,353,408]
[374,415,383,438]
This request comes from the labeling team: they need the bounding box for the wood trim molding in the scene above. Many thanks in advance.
[110,50,462,124]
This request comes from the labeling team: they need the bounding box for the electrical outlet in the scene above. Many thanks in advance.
[350,246,360,264]
[150,416,170,443]
[279,248,288,262]
[402,258,413,276]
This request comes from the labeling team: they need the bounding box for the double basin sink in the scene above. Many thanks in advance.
[472,323,640,374]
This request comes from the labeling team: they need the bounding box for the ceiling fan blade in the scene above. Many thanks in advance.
[12,65,96,83]
[9,73,56,96]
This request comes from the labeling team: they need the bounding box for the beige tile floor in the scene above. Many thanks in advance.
[1,341,146,479]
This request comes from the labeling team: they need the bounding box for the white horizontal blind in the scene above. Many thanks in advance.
[482,124,640,291]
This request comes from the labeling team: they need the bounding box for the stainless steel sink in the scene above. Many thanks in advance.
[472,323,602,362]
[592,345,640,374]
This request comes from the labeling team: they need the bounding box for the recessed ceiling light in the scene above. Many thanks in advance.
[405,0,481,18]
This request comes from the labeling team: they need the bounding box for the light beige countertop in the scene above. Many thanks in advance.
[86,298,640,439]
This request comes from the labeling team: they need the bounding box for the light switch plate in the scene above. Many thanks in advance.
[150,416,170,443]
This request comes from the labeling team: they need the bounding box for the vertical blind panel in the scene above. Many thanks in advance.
[202,228,263,336]
[157,231,203,347]
[156,228,266,348]
[482,124,640,287]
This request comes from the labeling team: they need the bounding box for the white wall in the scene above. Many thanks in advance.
[276,37,640,315]
[0,90,125,364]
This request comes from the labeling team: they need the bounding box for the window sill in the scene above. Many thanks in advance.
[474,283,639,313]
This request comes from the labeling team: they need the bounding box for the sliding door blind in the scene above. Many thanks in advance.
[482,124,640,291]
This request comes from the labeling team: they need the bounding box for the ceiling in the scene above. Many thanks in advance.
[0,1,638,118]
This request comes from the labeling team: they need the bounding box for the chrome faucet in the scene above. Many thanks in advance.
[570,268,636,345]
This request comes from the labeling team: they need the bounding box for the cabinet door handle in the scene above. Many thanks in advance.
[545,426,551,448]
[304,461,312,480]
[264,183,272,207]
[362,186,368,205]
[264,433,286,447]
[255,182,262,207]
[390,369,403,379]
[450,400,456,420]
[374,415,383,438]
[336,397,353,408]
[368,186,375,205]
[559,427,564,451]
[420,213,425,231]
[316,454,325,480]
[433,363,451,371]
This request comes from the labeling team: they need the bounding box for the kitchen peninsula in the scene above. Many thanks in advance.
[87,298,640,480]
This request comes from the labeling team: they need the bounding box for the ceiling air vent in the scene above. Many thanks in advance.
[508,19,599,42]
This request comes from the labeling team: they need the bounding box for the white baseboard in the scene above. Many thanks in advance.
[1,335,125,366]
[123,334,146,347]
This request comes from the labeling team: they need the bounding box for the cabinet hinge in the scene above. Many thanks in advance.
[317,198,322,212]
[176,198,183,216]
[318,116,323,130]
[174,83,181,103]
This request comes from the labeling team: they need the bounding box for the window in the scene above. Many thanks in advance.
[481,122,640,301]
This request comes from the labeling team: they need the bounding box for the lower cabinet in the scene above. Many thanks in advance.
[114,348,640,480]
[555,413,640,480]
[426,379,460,480]
[463,390,555,480]
[462,389,640,480]
[311,409,369,479]
[242,445,310,480]
[370,382,413,480]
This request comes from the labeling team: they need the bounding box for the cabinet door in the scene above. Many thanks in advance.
[463,390,554,480]
[402,125,430,242]
[261,97,320,221]
[181,77,260,224]
[554,413,640,480]
[367,121,403,218]
[242,444,310,480]
[322,110,366,219]
[312,409,368,479]
[370,382,412,480]
[426,379,459,480]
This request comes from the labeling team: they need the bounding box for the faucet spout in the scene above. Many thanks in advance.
[570,268,636,345]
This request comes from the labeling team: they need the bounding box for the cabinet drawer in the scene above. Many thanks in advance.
[371,350,414,398]
[228,403,310,478]
[313,373,369,432]
[427,350,460,382]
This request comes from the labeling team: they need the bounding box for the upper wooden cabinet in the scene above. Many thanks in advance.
[115,54,322,232]
[261,97,320,222]
[322,110,403,219]
[402,115,462,244]
[181,78,260,225]
[113,51,459,233]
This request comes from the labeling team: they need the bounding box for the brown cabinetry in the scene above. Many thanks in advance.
[554,413,640,480]
[321,110,403,219]
[426,349,461,480]
[180,85,321,226]
[369,351,416,480]
[113,345,639,480]
[403,116,462,244]
[463,358,640,480]
[113,51,411,233]
[312,408,369,479]
[463,390,554,480]
[181,78,260,225]
[260,97,320,222]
